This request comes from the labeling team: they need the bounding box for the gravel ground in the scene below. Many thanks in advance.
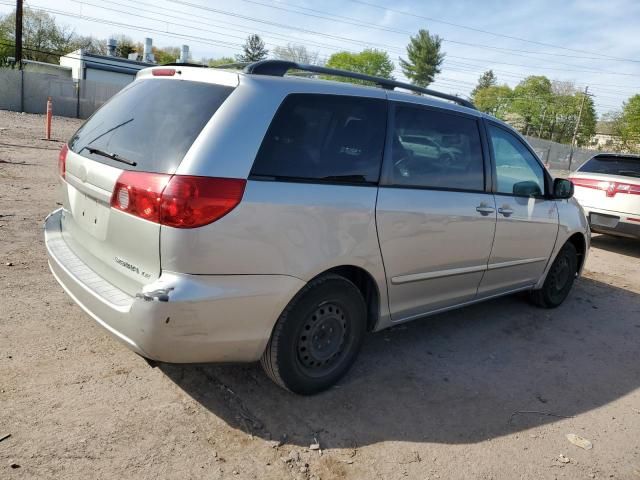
[1,110,639,480]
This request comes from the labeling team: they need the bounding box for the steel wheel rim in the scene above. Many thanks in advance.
[297,302,349,376]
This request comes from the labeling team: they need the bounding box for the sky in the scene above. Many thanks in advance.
[1,0,639,115]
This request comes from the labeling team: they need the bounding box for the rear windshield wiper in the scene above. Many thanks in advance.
[82,146,137,167]
[84,117,134,146]
[617,170,640,178]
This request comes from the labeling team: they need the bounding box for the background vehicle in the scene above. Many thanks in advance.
[571,154,640,239]
[45,60,589,395]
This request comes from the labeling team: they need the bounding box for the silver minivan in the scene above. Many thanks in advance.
[45,61,589,394]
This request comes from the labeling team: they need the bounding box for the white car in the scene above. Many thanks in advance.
[571,154,640,239]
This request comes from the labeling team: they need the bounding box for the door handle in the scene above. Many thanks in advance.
[498,207,514,217]
[476,205,495,216]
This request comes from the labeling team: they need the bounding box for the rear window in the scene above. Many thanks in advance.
[579,155,640,178]
[251,94,387,184]
[69,79,233,173]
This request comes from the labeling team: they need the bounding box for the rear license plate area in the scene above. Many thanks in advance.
[68,188,110,239]
[590,213,619,228]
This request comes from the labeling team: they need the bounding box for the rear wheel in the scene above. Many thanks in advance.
[529,242,578,308]
[261,275,366,395]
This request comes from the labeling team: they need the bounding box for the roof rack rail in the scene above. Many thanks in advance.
[211,62,250,70]
[243,60,476,110]
[161,62,208,68]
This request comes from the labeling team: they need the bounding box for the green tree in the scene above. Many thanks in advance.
[399,29,444,87]
[325,49,394,84]
[208,56,235,67]
[471,70,497,98]
[0,7,77,63]
[236,34,268,62]
[0,15,12,65]
[575,94,597,146]
[110,34,136,59]
[273,43,320,65]
[73,35,107,55]
[510,76,553,136]
[153,46,181,64]
[474,84,513,118]
[617,94,640,152]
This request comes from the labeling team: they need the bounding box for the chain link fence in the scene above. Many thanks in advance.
[0,69,122,119]
[525,135,601,173]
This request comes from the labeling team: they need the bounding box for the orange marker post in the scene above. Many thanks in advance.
[45,97,53,140]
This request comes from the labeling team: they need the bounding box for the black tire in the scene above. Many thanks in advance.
[261,274,367,395]
[529,242,578,308]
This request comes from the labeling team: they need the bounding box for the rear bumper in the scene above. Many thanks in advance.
[582,206,640,239]
[45,208,305,363]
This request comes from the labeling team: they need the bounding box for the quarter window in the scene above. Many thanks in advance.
[251,94,387,183]
[387,104,485,191]
[488,125,546,196]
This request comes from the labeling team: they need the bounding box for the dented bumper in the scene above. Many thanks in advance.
[45,209,304,363]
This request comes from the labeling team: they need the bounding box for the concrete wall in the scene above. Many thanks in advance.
[0,69,124,119]
[23,61,72,78]
[0,69,22,112]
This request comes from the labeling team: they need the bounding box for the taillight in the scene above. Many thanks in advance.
[152,68,176,76]
[111,172,171,223]
[160,176,246,228]
[110,172,246,228]
[570,177,640,197]
[58,144,68,179]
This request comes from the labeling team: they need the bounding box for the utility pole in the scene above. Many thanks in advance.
[568,86,591,172]
[538,105,548,138]
[15,0,23,68]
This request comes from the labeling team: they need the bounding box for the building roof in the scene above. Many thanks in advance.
[60,49,154,75]
[82,52,153,68]
[23,59,72,71]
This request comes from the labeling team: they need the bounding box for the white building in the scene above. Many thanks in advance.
[59,38,192,87]
[59,49,153,87]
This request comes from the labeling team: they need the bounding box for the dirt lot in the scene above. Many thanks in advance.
[1,110,639,480]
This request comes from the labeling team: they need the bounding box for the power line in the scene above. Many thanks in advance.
[227,0,584,61]
[11,0,640,83]
[75,0,351,57]
[234,0,640,66]
[347,0,640,64]
[155,0,640,78]
[2,0,636,110]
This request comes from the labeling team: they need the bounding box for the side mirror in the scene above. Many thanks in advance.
[553,178,574,199]
[513,180,542,197]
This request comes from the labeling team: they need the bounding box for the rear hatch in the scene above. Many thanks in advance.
[59,72,235,295]
[571,155,640,215]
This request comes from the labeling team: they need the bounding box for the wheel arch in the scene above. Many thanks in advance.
[566,232,587,274]
[535,229,589,290]
[317,265,381,332]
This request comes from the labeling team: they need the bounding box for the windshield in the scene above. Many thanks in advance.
[69,79,234,173]
[579,155,640,178]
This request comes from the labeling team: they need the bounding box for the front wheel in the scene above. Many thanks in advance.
[261,275,367,395]
[529,242,578,308]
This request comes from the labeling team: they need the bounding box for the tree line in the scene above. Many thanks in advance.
[0,8,445,87]
[470,70,639,151]
[1,7,638,151]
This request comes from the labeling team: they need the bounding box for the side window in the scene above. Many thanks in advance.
[251,94,387,183]
[388,104,485,191]
[488,125,545,196]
